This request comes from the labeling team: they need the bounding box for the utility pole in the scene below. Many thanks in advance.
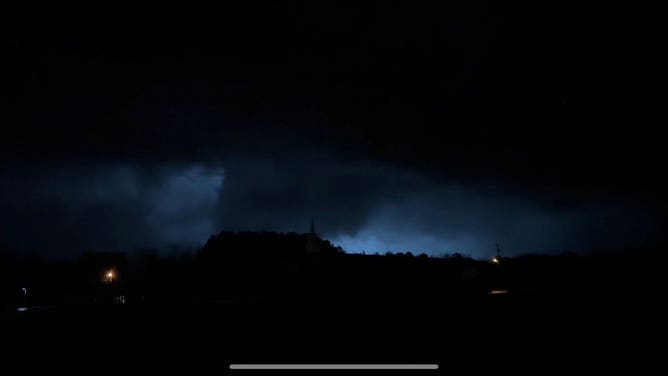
[495,243,502,288]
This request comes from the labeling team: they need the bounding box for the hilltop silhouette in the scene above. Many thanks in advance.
[1,228,665,375]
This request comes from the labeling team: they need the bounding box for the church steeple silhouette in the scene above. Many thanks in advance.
[305,216,320,253]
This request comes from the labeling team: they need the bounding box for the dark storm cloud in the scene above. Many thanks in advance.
[3,2,666,191]
[0,165,223,255]
[1,2,667,257]
[213,153,665,257]
[1,154,664,258]
[334,185,665,257]
[213,152,424,235]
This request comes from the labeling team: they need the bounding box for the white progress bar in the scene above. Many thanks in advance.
[230,364,439,370]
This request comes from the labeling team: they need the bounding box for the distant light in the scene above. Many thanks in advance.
[489,289,509,295]
[16,307,28,312]
[491,257,500,264]
[105,270,115,283]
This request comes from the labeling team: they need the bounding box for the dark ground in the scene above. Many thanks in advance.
[2,283,661,375]
[2,245,664,375]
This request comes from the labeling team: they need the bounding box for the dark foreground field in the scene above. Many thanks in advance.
[2,284,661,376]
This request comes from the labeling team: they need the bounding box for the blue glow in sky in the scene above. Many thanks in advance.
[1,160,662,258]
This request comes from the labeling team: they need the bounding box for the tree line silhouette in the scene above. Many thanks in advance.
[1,230,664,310]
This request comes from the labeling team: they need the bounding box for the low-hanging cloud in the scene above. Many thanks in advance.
[0,164,223,256]
[212,152,664,257]
[1,153,663,258]
[332,185,663,257]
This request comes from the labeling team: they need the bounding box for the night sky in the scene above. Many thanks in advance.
[1,2,667,258]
